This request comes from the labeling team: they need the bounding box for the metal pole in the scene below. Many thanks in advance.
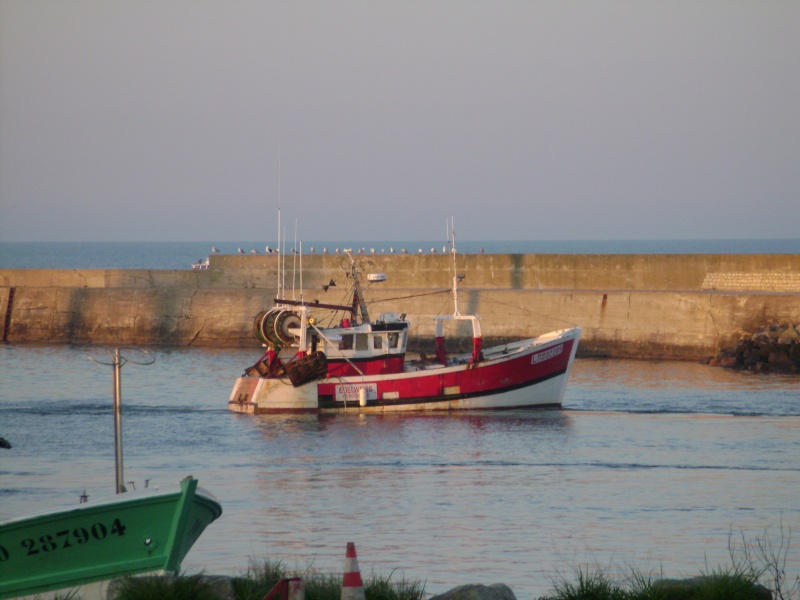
[113,348,125,494]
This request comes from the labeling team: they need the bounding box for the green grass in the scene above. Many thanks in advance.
[228,560,425,600]
[39,525,798,600]
[541,564,774,600]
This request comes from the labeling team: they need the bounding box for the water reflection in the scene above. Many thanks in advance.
[1,346,798,597]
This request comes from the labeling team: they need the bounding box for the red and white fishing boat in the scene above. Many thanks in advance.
[229,241,581,414]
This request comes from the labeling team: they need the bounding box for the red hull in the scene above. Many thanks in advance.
[316,337,577,409]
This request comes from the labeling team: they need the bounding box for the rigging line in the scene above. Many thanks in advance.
[363,289,451,306]
[308,322,364,376]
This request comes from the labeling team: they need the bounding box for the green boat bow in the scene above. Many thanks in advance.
[0,476,222,599]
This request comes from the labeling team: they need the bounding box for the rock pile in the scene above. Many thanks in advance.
[703,323,800,373]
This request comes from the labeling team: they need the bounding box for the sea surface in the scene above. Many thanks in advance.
[1,238,799,270]
[1,346,798,598]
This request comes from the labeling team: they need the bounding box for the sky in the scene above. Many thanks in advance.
[1,1,798,243]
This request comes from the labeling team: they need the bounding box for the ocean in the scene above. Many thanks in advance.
[1,238,799,270]
[0,347,798,598]
[1,240,799,597]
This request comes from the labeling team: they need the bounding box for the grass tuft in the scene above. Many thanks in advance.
[542,567,629,600]
[111,573,220,600]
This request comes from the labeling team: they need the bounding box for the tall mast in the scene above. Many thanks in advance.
[347,251,370,324]
[277,207,282,300]
[450,217,461,316]
[277,153,283,301]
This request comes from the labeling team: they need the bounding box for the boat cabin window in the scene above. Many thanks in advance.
[339,334,353,350]
[388,332,399,349]
[355,334,369,351]
[373,335,383,350]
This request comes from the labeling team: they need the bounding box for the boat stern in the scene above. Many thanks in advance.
[228,375,318,414]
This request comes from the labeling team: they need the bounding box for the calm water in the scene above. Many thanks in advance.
[1,238,799,270]
[1,345,798,598]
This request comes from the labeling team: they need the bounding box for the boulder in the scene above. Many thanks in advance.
[708,323,800,374]
[778,325,799,344]
[429,583,517,600]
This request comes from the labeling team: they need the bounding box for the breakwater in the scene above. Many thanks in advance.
[2,253,799,359]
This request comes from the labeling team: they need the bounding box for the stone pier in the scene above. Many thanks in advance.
[2,253,798,360]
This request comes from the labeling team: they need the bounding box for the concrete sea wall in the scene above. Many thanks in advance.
[2,254,799,359]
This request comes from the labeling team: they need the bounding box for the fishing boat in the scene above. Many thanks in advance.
[0,476,222,599]
[229,234,581,414]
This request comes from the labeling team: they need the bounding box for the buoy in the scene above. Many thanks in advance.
[341,542,366,600]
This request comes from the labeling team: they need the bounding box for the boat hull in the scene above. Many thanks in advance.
[229,327,581,414]
[0,477,222,600]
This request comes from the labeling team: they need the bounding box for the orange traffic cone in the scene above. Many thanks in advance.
[341,542,366,600]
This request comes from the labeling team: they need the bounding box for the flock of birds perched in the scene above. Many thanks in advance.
[219,245,485,255]
[196,244,485,269]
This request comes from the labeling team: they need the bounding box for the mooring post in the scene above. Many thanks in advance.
[113,348,125,494]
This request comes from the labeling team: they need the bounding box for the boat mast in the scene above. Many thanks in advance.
[450,217,461,316]
[347,251,370,324]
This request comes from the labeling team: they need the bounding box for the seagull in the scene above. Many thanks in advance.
[323,247,328,253]
[418,248,423,254]
[237,247,244,253]
[370,248,376,254]
[250,248,259,254]
[211,246,219,253]
[310,247,315,253]
[430,248,436,253]
[401,248,407,254]
[390,247,394,253]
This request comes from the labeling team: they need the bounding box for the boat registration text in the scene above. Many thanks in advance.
[335,383,378,402]
[532,344,563,364]
[0,517,128,562]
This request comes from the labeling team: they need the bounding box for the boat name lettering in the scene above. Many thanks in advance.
[532,344,564,364]
[10,518,128,560]
[335,383,378,402]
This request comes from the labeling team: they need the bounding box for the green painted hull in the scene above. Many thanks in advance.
[0,476,222,599]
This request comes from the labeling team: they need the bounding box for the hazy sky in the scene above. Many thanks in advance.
[1,1,798,243]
